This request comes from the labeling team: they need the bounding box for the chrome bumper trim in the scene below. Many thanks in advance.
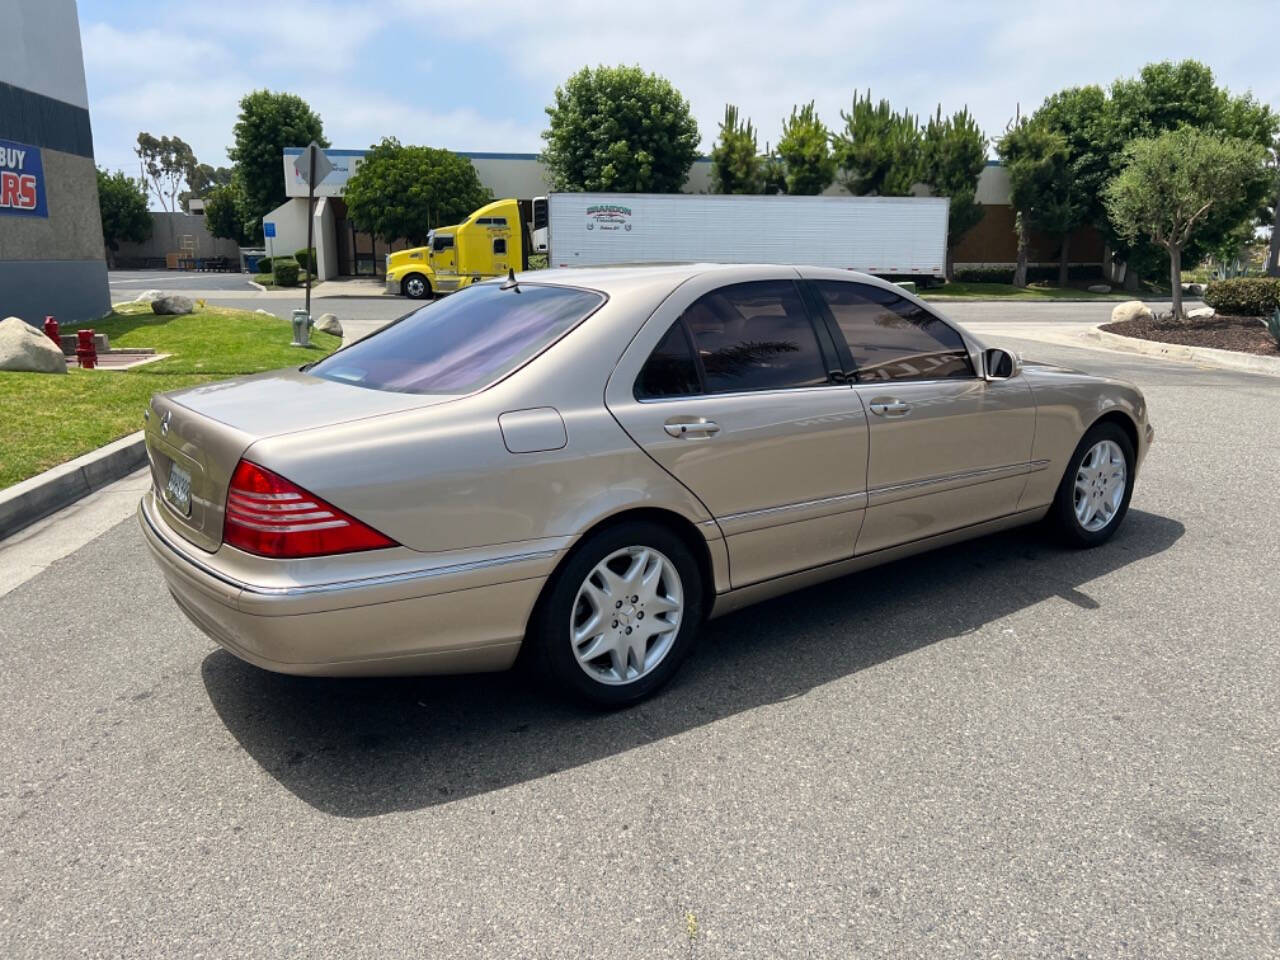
[141,495,556,598]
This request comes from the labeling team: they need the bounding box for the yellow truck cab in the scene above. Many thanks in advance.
[385,198,525,299]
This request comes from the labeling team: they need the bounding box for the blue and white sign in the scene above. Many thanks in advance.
[0,138,48,218]
[264,221,276,238]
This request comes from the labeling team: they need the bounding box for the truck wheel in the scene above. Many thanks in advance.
[402,274,430,299]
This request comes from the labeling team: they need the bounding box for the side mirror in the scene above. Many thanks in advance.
[983,347,1021,381]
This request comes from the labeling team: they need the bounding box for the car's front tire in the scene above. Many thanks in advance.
[529,521,704,707]
[1050,421,1136,547]
[401,273,430,299]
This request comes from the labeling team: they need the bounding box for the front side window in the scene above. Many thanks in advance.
[312,283,603,395]
[814,281,973,382]
[681,280,829,394]
[432,235,454,252]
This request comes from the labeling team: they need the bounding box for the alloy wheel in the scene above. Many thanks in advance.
[570,546,684,685]
[1073,439,1127,532]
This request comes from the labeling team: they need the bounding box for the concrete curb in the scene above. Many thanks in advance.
[0,432,147,542]
[1086,325,1280,377]
[248,280,267,292]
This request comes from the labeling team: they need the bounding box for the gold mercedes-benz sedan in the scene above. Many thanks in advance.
[139,264,1153,705]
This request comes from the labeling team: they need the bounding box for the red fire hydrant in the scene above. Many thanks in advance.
[44,315,60,348]
[76,329,97,369]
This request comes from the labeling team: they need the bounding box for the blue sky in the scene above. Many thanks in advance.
[81,0,1280,178]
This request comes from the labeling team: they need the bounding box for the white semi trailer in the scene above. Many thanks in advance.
[531,192,950,283]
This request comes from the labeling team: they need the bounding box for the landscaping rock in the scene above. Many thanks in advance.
[254,309,277,318]
[1111,300,1153,324]
[1187,306,1215,320]
[133,289,164,304]
[1087,284,1112,293]
[1181,282,1205,296]
[0,316,67,373]
[315,313,343,337]
[151,295,194,316]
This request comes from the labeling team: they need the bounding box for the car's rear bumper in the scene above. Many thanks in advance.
[138,492,556,676]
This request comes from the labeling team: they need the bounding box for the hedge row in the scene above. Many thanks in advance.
[953,265,1105,285]
[1203,277,1280,317]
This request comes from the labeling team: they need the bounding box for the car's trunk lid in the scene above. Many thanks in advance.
[145,369,454,552]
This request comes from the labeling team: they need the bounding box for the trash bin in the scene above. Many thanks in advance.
[244,254,261,274]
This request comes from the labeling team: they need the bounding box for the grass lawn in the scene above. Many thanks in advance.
[0,303,340,489]
[921,282,1138,301]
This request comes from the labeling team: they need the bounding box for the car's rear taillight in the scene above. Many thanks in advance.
[223,459,397,558]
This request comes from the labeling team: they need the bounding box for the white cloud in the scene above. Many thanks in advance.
[81,0,1280,185]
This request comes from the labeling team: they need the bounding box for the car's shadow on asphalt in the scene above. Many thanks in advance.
[201,509,1184,818]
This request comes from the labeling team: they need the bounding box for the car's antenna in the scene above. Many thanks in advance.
[500,268,521,292]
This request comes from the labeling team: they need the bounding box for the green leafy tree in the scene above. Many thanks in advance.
[997,120,1074,287]
[832,90,921,196]
[919,106,987,279]
[134,133,196,212]
[343,138,491,246]
[228,90,327,226]
[181,163,233,213]
[775,102,836,196]
[1105,127,1266,319]
[541,65,699,192]
[1103,61,1276,286]
[96,168,152,265]
[710,104,764,194]
[204,181,253,246]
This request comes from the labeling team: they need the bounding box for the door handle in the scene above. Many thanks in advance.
[868,398,911,417]
[664,418,721,438]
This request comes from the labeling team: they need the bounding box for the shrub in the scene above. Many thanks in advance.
[272,257,300,287]
[1265,308,1280,347]
[256,256,272,273]
[1204,277,1280,317]
[293,247,316,272]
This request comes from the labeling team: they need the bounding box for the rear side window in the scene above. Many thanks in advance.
[311,283,603,395]
[814,281,973,382]
[636,321,700,398]
[682,280,829,394]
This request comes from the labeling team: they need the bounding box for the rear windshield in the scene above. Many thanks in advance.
[311,283,604,395]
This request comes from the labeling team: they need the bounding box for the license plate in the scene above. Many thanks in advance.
[164,462,192,516]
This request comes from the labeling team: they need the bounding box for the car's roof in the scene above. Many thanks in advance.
[515,262,899,295]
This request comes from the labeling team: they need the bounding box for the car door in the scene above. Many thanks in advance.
[606,269,869,589]
[804,277,1036,555]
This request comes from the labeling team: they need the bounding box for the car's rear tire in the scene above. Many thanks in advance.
[1050,421,1135,547]
[402,273,430,299]
[529,521,704,708]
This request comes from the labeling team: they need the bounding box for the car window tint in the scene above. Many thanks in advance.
[815,281,973,382]
[311,283,603,395]
[682,280,829,394]
[636,321,700,399]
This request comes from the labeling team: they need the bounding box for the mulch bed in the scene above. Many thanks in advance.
[1101,315,1279,356]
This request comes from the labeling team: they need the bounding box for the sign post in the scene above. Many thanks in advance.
[292,142,333,328]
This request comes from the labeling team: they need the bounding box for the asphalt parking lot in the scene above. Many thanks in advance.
[1,332,1277,958]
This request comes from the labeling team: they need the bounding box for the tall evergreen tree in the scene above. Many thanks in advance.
[710,105,764,194]
[832,90,921,196]
[775,102,835,196]
[919,106,987,279]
